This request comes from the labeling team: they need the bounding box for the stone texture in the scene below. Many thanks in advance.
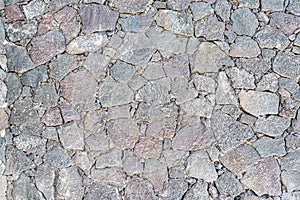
[184,181,209,200]
[282,171,300,192]
[34,83,59,107]
[23,0,47,19]
[257,73,278,92]
[166,0,192,10]
[85,182,122,200]
[280,150,300,172]
[110,0,152,13]
[35,164,55,200]
[231,8,258,36]
[270,12,300,35]
[215,0,231,22]
[190,2,213,21]
[237,58,271,79]
[91,167,126,187]
[84,52,110,81]
[163,54,189,77]
[241,157,281,196]
[44,142,71,168]
[123,156,143,175]
[216,71,238,105]
[192,74,216,94]
[5,4,24,22]
[287,0,300,15]
[226,67,256,89]
[10,98,39,125]
[143,158,168,190]
[21,65,48,87]
[79,4,118,33]
[239,90,279,117]
[181,97,214,118]
[119,11,154,32]
[13,134,46,156]
[195,15,225,40]
[125,177,157,200]
[96,147,123,168]
[253,137,286,157]
[38,12,54,35]
[58,121,84,150]
[273,52,300,79]
[159,179,188,200]
[216,171,244,197]
[261,0,284,11]
[134,137,162,159]
[5,73,21,105]
[0,108,9,130]
[110,60,135,82]
[229,36,261,58]
[255,116,290,136]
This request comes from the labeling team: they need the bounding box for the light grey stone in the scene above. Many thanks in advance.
[270,12,300,35]
[226,67,256,89]
[44,142,71,168]
[143,159,169,190]
[190,2,213,20]
[257,73,278,92]
[10,98,39,125]
[23,0,47,19]
[119,11,154,32]
[287,0,300,15]
[273,51,300,79]
[282,171,300,192]
[231,8,258,36]
[216,171,244,197]
[85,182,122,200]
[183,181,209,200]
[96,147,123,168]
[261,0,284,11]
[91,167,126,187]
[239,0,259,8]
[159,179,188,200]
[85,130,109,152]
[123,156,143,175]
[166,0,192,10]
[253,137,286,157]
[255,116,290,136]
[192,74,216,94]
[14,134,46,156]
[125,177,157,200]
[195,15,225,40]
[110,60,135,82]
[34,83,59,107]
[36,164,55,200]
[229,36,261,57]
[58,121,84,150]
[144,62,165,80]
[110,0,152,13]
[72,152,93,173]
[280,150,300,171]
[216,71,238,105]
[49,54,77,81]
[215,0,231,22]
[181,97,214,118]
[237,58,271,79]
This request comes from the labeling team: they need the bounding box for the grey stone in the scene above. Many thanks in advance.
[143,62,165,80]
[0,108,9,131]
[170,78,197,104]
[163,148,188,167]
[195,15,225,40]
[294,33,300,47]
[186,37,200,54]
[119,11,154,32]
[5,44,34,73]
[280,150,300,171]
[134,137,163,159]
[49,0,80,12]
[5,73,22,104]
[231,8,258,36]
[181,96,214,117]
[13,134,46,156]
[239,0,259,8]
[110,0,152,13]
[23,0,47,19]
[123,156,143,175]
[79,4,118,33]
[4,4,25,22]
[66,33,108,54]
[226,67,256,89]
[10,98,39,125]
[4,146,35,175]
[49,54,77,81]
[270,12,300,35]
[191,42,234,73]
[216,171,244,197]
[34,83,59,107]
[273,52,300,79]
[125,177,157,200]
[255,116,290,137]
[91,167,126,187]
[282,192,300,200]
[56,167,84,200]
[221,104,242,119]
[98,76,134,107]
[215,0,231,22]
[58,121,84,150]
[44,142,71,168]
[216,71,238,105]
[96,147,123,168]
[159,179,188,200]
[239,90,279,117]
[85,130,109,152]
[83,110,106,131]
[286,134,300,148]
[42,107,63,126]
[36,164,55,200]
[190,2,213,21]
[73,152,93,173]
[21,65,48,87]
[143,158,168,190]
[163,54,190,77]
[282,171,300,192]
[237,58,271,79]
[255,25,290,50]
[60,104,80,123]
[110,60,135,82]
[261,0,284,11]
[229,36,260,57]
[192,74,216,94]
[211,110,254,152]
[85,182,122,200]
[84,53,110,81]
[166,0,192,10]
[253,137,286,157]
[0,80,7,107]
[183,181,209,200]
[241,157,281,196]
[257,73,278,92]
[287,0,300,15]
[186,150,218,182]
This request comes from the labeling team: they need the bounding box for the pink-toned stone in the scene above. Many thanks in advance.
[241,157,281,196]
[270,12,300,35]
[91,167,126,187]
[38,12,54,35]
[28,30,65,65]
[60,104,80,123]
[4,4,24,22]
[146,120,176,139]
[0,108,9,130]
[42,107,63,126]
[107,118,140,150]
[163,54,190,77]
[134,137,162,159]
[60,68,98,105]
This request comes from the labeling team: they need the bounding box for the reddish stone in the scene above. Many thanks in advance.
[134,137,162,159]
[5,4,24,22]
[38,12,54,35]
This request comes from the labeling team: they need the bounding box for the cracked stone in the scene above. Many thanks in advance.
[219,144,260,176]
[191,42,234,73]
[181,97,214,118]
[186,150,218,182]
[286,134,300,148]
[96,147,123,168]
[79,4,118,33]
[195,15,225,40]
[190,2,213,21]
[143,62,165,80]
[42,107,63,126]
[159,179,188,200]
[257,73,278,92]
[241,157,281,196]
[44,142,71,168]
[163,148,188,167]
[253,136,286,157]
[216,171,244,197]
[58,121,84,150]
[49,54,77,81]
[60,104,80,123]
[83,52,110,81]
[270,12,300,35]
[85,182,122,200]
[239,0,259,8]
[287,0,300,15]
[110,60,136,82]
[119,11,154,32]
[216,71,238,105]
[229,36,261,58]
[73,152,93,173]
[34,83,59,107]
[170,78,197,104]
[261,0,284,11]
[125,177,157,200]
[273,51,300,79]
[163,54,189,77]
[23,0,47,19]
[226,67,256,89]
[166,0,192,10]
[28,30,65,66]
[85,129,109,152]
[280,97,300,119]
[66,33,108,54]
[0,108,9,130]
[237,58,271,79]
[143,158,168,190]
[239,90,279,117]
[21,65,48,87]
[192,74,216,94]
[231,8,258,36]
[4,4,24,22]
[134,137,162,159]
[215,0,231,22]
[38,12,54,35]
[91,167,126,187]
[255,116,290,137]
[35,163,55,200]
[110,0,152,13]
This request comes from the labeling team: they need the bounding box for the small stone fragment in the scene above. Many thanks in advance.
[287,0,300,15]
[190,2,213,21]
[123,156,143,175]
[229,36,261,58]
[38,12,54,35]
[49,54,77,81]
[253,137,286,157]
[13,134,46,156]
[143,158,168,190]
[195,15,225,40]
[21,65,48,87]
[119,11,153,32]
[181,97,214,118]
[238,0,259,8]
[5,73,22,104]
[166,0,192,10]
[0,108,9,130]
[10,98,39,125]
[231,8,258,36]
[237,58,271,79]
[215,0,231,22]
[192,74,216,94]
[96,147,122,168]
[280,150,300,171]
[216,71,238,105]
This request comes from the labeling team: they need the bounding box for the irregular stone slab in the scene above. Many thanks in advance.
[34,83,59,107]
[273,52,300,79]
[166,0,192,10]
[239,90,279,117]
[21,65,48,87]
[191,42,234,73]
[38,12,54,35]
[261,0,284,11]
[253,137,286,157]
[280,97,300,119]
[237,58,271,79]
[14,134,46,156]
[257,73,278,92]
[231,8,258,36]
[143,62,165,80]
[280,150,300,171]
[163,54,189,77]
[125,177,157,200]
[36,164,55,200]
[98,76,134,107]
[96,147,122,168]
[238,0,259,8]
[241,157,281,196]
[195,15,225,40]
[219,144,260,175]
[192,74,216,94]
[91,167,126,187]
[134,137,162,159]
[83,52,110,81]
[255,116,290,136]
[163,148,189,167]
[119,11,154,32]
[79,4,118,33]
[143,158,168,190]
[10,98,39,125]
[57,167,84,200]
[110,60,135,82]
[58,121,84,150]
[181,97,214,118]
[215,0,231,22]
[190,2,213,21]
[159,179,188,200]
[123,156,143,175]
[107,118,139,149]
[85,182,122,200]
[5,44,34,73]
[286,134,300,148]
[55,6,81,43]
[110,0,151,13]
[73,152,93,173]
[216,171,244,197]
[44,142,71,168]
[216,71,238,105]
[270,12,300,35]
[60,68,98,105]
[4,73,21,105]
[282,171,300,192]
[186,150,217,182]
[66,33,108,54]
[49,0,80,12]
[4,4,24,22]
[23,0,47,19]
[85,130,109,152]
[287,0,300,15]
[83,110,107,131]
[226,67,255,89]
[255,25,289,51]
[211,110,254,152]
[229,36,260,57]
[49,54,77,81]
[28,30,65,65]
[183,181,209,200]
[5,146,35,175]
[156,10,193,37]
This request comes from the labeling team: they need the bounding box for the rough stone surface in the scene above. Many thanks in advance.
[270,12,300,35]
[229,36,261,58]
[190,2,213,21]
[253,137,286,157]
[6,44,34,73]
[216,71,238,105]
[255,116,290,136]
[125,177,157,200]
[231,8,258,36]
[216,171,244,197]
[273,52,300,79]
[143,158,168,190]
[195,15,225,40]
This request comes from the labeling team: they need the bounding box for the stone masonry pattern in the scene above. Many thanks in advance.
[0,0,300,199]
